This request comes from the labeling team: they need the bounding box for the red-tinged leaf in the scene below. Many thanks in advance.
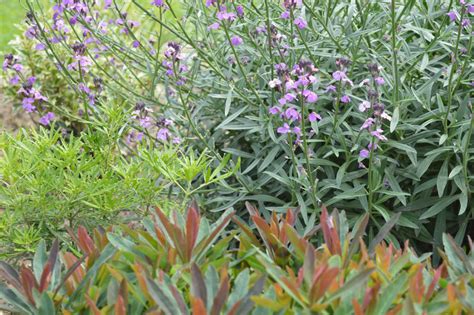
[303,244,315,286]
[119,279,129,307]
[233,217,260,246]
[185,204,201,261]
[352,299,364,315]
[115,293,126,315]
[132,264,150,301]
[168,281,188,314]
[54,254,86,297]
[77,226,95,256]
[320,205,341,255]
[155,208,186,260]
[245,201,259,216]
[252,215,275,251]
[284,224,307,257]
[194,211,234,258]
[362,282,380,310]
[310,266,339,302]
[210,272,229,315]
[425,264,443,301]
[38,262,52,293]
[386,304,403,315]
[0,261,22,291]
[191,297,207,315]
[47,239,59,271]
[62,253,85,284]
[20,267,38,306]
[409,265,424,303]
[227,301,242,315]
[191,264,207,307]
[85,295,101,315]
[345,214,369,268]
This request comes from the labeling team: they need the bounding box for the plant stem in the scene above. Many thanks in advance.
[391,0,400,119]
[443,8,465,134]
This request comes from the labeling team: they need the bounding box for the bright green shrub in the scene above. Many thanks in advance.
[1,204,473,314]
[0,127,236,258]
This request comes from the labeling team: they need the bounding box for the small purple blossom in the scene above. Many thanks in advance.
[208,22,220,30]
[277,123,291,134]
[308,112,321,122]
[281,11,290,19]
[151,0,165,7]
[447,11,457,22]
[236,5,244,17]
[294,17,307,29]
[371,128,388,141]
[285,107,300,121]
[230,36,243,46]
[269,106,281,115]
[326,85,337,93]
[361,118,375,130]
[302,90,318,103]
[132,40,140,48]
[157,128,171,141]
[39,112,55,126]
[332,71,346,81]
[35,43,46,51]
[358,101,371,112]
[359,149,370,159]
[374,76,385,86]
[340,95,351,103]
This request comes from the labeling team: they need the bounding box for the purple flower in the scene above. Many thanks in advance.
[340,95,351,103]
[39,112,55,126]
[22,98,36,113]
[361,118,375,130]
[374,76,385,86]
[12,64,23,72]
[359,149,370,159]
[151,0,165,7]
[284,107,300,121]
[208,22,220,30]
[284,93,297,102]
[326,85,337,93]
[9,75,20,85]
[132,40,140,48]
[236,5,244,17]
[268,78,281,88]
[281,11,290,19]
[269,106,281,115]
[293,126,301,135]
[294,17,307,29]
[332,71,346,81]
[230,36,243,46]
[447,11,457,22]
[468,5,474,13]
[461,18,471,28]
[358,101,371,112]
[308,112,321,122]
[277,123,291,134]
[302,90,318,103]
[371,128,387,141]
[35,43,46,51]
[157,128,170,141]
[104,0,112,9]
[206,0,217,7]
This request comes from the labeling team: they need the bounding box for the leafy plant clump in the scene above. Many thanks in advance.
[1,203,473,314]
[6,0,472,254]
[0,127,236,258]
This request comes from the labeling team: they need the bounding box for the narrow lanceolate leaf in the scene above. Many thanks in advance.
[210,272,230,315]
[368,212,400,254]
[344,214,369,268]
[436,159,449,197]
[0,261,22,291]
[327,268,375,302]
[185,204,201,261]
[420,195,459,220]
[191,264,208,308]
[145,276,182,315]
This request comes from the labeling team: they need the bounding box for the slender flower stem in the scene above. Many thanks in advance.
[391,0,400,119]
[443,8,465,134]
[300,97,319,210]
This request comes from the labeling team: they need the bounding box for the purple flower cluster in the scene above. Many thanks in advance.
[129,102,181,144]
[163,42,188,86]
[357,63,391,165]
[3,54,52,121]
[268,60,321,141]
